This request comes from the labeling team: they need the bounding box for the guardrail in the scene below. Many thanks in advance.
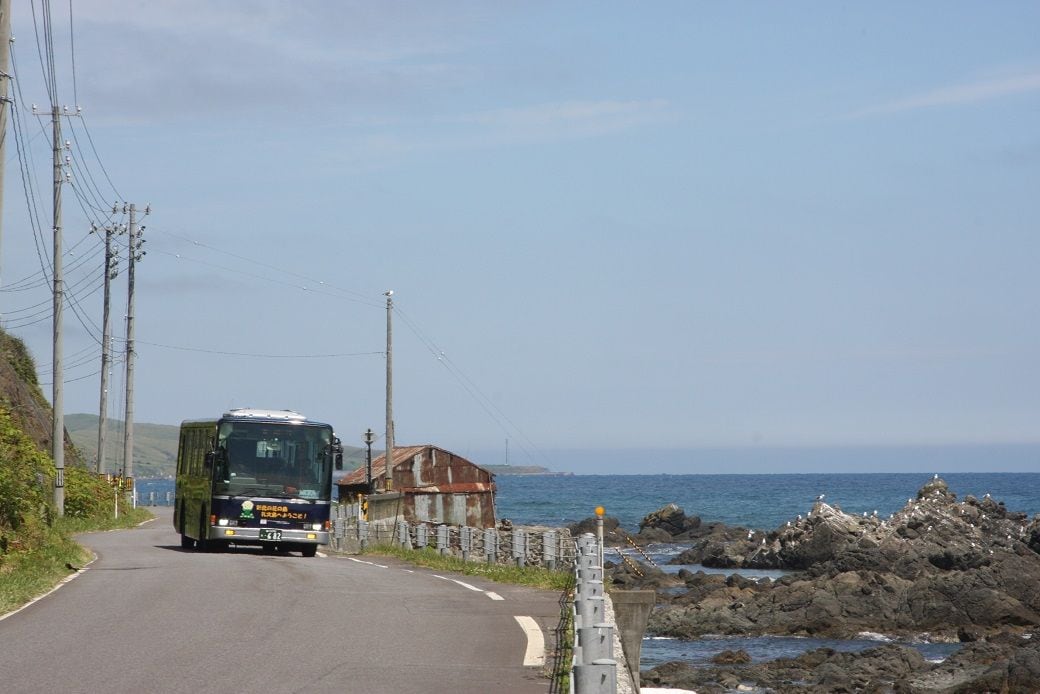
[572,532,618,694]
[328,503,577,570]
[329,507,648,693]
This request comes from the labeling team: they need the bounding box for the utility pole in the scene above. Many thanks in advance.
[383,290,394,542]
[121,204,147,490]
[51,104,64,515]
[0,0,11,296]
[384,290,394,494]
[94,218,120,474]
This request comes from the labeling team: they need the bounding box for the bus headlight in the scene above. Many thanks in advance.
[311,523,323,531]
[218,518,229,527]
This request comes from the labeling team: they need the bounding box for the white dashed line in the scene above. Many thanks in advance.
[433,575,483,592]
[513,615,545,667]
[348,557,389,568]
[486,592,504,601]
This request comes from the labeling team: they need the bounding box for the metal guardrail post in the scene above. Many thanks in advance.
[460,526,473,562]
[577,622,613,664]
[484,528,498,564]
[576,594,605,627]
[415,523,428,548]
[578,578,603,602]
[512,528,527,567]
[542,530,557,570]
[574,659,617,694]
[398,520,411,548]
[436,524,450,555]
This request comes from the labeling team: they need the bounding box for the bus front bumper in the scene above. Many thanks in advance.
[211,526,329,545]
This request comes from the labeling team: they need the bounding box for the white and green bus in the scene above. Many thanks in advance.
[174,408,341,557]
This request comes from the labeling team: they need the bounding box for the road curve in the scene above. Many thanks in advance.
[0,507,565,694]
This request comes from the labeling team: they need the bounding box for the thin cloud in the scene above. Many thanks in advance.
[851,72,1040,118]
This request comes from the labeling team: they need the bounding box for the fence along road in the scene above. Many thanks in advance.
[0,507,564,694]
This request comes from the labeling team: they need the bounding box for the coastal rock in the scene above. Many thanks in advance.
[711,648,751,664]
[643,636,1040,694]
[651,478,1040,641]
[639,503,702,539]
[566,516,630,546]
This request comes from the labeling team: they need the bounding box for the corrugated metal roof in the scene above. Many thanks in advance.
[339,444,493,486]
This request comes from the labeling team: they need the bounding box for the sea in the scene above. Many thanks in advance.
[136,471,1040,670]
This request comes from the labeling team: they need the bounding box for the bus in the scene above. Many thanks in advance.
[174,408,341,557]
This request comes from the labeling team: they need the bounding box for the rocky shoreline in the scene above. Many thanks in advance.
[570,476,1040,693]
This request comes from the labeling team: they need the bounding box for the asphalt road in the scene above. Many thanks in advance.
[0,507,567,693]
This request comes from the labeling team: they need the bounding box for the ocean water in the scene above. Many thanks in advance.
[493,472,1040,532]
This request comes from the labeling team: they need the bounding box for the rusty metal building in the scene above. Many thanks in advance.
[337,445,497,528]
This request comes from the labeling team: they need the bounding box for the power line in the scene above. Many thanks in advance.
[134,338,384,360]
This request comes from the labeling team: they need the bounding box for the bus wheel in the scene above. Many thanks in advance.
[180,533,195,550]
[196,513,210,552]
[300,545,317,558]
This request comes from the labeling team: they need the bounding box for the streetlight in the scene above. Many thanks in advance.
[364,428,375,493]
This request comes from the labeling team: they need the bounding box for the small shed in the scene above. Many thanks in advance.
[337,445,497,528]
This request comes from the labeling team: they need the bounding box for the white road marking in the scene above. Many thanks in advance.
[433,575,483,592]
[513,615,545,667]
[0,555,97,623]
[348,557,388,568]
[486,591,504,601]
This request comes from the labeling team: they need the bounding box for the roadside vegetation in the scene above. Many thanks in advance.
[364,543,575,592]
[0,405,152,615]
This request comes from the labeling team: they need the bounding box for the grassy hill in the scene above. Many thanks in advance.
[65,413,370,478]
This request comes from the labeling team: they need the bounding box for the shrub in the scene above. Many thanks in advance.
[63,465,116,519]
[0,407,53,555]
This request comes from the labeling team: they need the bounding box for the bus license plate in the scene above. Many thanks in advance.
[259,529,282,541]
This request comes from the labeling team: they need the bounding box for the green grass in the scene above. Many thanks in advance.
[364,544,575,592]
[0,507,153,616]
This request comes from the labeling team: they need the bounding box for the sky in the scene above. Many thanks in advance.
[1,2,1039,474]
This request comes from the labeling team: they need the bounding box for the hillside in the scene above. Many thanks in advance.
[0,331,80,464]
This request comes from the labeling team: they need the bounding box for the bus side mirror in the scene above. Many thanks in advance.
[204,451,216,470]
[333,437,343,471]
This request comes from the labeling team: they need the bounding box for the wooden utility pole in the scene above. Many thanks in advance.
[122,204,147,487]
[95,220,119,474]
[51,105,65,515]
[0,0,11,295]
[384,289,394,499]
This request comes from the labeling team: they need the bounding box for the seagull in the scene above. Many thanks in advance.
[934,473,939,480]
[863,511,868,517]
[816,494,825,502]
[761,538,766,545]
[797,514,802,522]
[747,531,754,540]
[786,521,792,527]
[872,510,878,517]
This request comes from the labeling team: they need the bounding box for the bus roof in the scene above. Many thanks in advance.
[223,408,308,422]
[179,409,334,429]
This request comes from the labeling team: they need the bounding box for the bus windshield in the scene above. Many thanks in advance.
[212,421,333,500]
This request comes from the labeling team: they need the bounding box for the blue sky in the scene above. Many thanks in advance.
[2,3,1039,472]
